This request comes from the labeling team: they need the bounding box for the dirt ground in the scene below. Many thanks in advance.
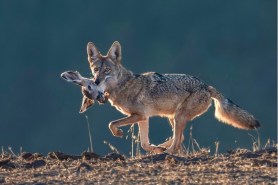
[0,147,277,184]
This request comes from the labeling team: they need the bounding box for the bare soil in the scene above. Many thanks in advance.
[0,147,277,184]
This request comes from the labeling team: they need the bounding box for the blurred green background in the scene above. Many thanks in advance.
[0,1,276,156]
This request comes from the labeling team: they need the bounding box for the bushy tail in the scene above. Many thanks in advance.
[208,86,260,130]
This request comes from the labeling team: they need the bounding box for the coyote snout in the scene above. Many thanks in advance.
[61,71,108,112]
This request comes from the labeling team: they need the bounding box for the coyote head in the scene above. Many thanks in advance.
[86,41,122,89]
[61,71,107,113]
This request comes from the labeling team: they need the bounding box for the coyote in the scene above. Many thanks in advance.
[61,71,107,113]
[77,41,260,154]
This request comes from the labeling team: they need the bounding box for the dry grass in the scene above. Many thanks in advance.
[0,146,277,184]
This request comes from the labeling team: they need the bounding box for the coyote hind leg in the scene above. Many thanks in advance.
[165,91,212,154]
[164,115,188,154]
[158,118,184,149]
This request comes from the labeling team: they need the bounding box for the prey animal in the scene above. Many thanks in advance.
[61,71,107,113]
[78,41,260,154]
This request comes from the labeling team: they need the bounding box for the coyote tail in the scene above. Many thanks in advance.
[208,86,260,130]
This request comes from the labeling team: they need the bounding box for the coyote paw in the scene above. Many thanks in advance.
[164,148,174,154]
[113,128,124,137]
[109,124,123,137]
[151,146,166,154]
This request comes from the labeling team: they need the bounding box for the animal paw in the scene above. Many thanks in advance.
[109,123,123,137]
[110,127,123,137]
[152,146,166,154]
[114,128,124,137]
[164,148,174,154]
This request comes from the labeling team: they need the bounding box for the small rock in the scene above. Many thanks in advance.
[104,153,125,161]
[21,152,43,160]
[48,152,81,161]
[21,152,33,160]
[25,160,46,169]
[0,158,10,166]
[32,160,46,168]
[0,177,5,184]
[33,153,43,158]
[77,162,93,172]
[165,155,178,164]
[0,159,15,169]
[81,151,100,160]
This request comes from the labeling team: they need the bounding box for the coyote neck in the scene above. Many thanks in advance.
[107,66,134,102]
[117,66,134,86]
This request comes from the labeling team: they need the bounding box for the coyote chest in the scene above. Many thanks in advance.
[108,99,133,115]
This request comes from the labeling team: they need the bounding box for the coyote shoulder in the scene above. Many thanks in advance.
[71,41,261,154]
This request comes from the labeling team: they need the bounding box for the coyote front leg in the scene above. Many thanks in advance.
[138,120,165,154]
[109,114,145,137]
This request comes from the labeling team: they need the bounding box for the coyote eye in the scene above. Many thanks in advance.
[104,68,111,74]
[94,68,99,73]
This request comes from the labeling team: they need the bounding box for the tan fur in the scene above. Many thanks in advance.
[82,41,260,154]
[208,86,260,130]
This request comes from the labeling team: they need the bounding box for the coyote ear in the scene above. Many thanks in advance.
[87,42,100,64]
[107,41,122,64]
[79,96,94,113]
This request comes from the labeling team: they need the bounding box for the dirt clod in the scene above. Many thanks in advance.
[77,162,93,172]
[25,160,46,169]
[48,152,81,161]
[81,151,100,160]
[0,158,10,166]
[104,152,125,161]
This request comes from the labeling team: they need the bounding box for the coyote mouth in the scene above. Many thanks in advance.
[96,92,108,104]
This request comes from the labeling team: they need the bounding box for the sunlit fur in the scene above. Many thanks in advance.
[85,41,260,154]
